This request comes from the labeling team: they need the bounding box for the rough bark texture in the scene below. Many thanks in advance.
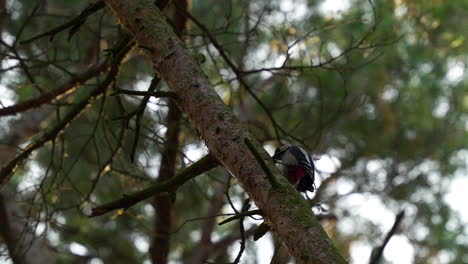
[103,1,347,263]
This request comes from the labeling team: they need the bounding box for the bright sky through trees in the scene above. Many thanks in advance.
[0,0,467,262]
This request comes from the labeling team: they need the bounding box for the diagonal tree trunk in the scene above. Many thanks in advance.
[103,1,347,263]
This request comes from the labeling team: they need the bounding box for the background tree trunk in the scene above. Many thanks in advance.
[0,186,56,264]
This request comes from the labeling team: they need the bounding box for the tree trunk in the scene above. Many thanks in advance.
[150,1,187,262]
[151,100,181,264]
[103,1,347,263]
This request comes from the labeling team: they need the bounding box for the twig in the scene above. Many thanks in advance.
[231,199,250,264]
[0,61,108,117]
[130,77,160,162]
[369,210,405,264]
[112,88,178,99]
[218,209,262,225]
[177,6,283,143]
[173,213,235,235]
[210,225,257,257]
[90,155,218,217]
[20,1,106,44]
[244,138,279,188]
[0,39,134,185]
[83,120,127,202]
[253,222,271,241]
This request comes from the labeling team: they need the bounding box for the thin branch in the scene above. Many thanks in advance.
[0,61,109,117]
[231,199,250,264]
[369,210,405,264]
[19,1,106,44]
[0,39,44,93]
[112,88,178,99]
[84,121,127,202]
[209,225,257,258]
[130,77,160,162]
[253,222,271,241]
[177,6,282,143]
[90,155,218,217]
[0,38,134,185]
[218,209,262,226]
[244,138,278,188]
[191,174,229,263]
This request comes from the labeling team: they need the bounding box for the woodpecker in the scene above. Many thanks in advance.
[272,144,315,192]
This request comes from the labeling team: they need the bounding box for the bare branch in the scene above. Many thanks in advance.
[90,155,218,217]
[218,209,262,226]
[112,88,178,99]
[0,38,134,185]
[0,186,56,264]
[19,1,106,44]
[130,77,160,162]
[244,138,279,188]
[0,61,108,117]
[369,210,405,264]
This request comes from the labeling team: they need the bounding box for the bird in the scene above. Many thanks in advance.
[272,143,315,192]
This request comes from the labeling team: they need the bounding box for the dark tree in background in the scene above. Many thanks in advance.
[0,0,467,263]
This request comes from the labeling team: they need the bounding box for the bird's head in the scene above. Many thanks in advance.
[272,143,291,162]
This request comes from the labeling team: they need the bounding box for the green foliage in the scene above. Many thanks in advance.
[0,0,467,263]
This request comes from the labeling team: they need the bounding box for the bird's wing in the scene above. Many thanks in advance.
[288,146,315,180]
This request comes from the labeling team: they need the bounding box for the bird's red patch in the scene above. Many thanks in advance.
[285,166,305,185]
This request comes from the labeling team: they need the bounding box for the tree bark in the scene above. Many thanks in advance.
[103,1,347,263]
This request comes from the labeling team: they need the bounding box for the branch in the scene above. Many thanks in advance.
[130,77,160,162]
[90,155,218,217]
[0,38,134,185]
[0,61,108,117]
[244,138,279,188]
[210,225,257,258]
[253,222,271,241]
[218,209,262,226]
[369,210,405,264]
[176,6,283,142]
[191,175,229,263]
[112,88,178,99]
[20,1,106,44]
[103,1,347,262]
[0,186,56,263]
[231,199,250,264]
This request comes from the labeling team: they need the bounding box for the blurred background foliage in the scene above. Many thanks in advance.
[0,0,467,263]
